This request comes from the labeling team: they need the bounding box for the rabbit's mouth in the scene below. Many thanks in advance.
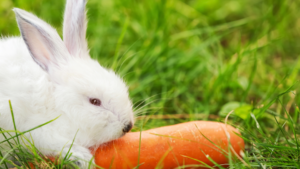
[122,122,133,133]
[120,132,126,137]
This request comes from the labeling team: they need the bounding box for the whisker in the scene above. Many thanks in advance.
[131,92,173,117]
[134,99,160,113]
[132,91,171,109]
[132,94,161,110]
[135,107,163,116]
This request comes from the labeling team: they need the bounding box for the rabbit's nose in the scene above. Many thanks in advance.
[123,122,133,133]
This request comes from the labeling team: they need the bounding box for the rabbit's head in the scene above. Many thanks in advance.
[13,0,134,146]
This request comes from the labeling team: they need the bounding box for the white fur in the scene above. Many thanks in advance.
[0,0,134,168]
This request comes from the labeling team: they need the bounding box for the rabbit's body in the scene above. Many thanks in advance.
[0,37,87,148]
[0,37,53,131]
[0,0,134,168]
[0,37,52,148]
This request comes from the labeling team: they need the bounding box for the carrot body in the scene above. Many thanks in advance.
[94,121,244,169]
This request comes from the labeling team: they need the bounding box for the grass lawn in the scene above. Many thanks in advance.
[1,0,300,168]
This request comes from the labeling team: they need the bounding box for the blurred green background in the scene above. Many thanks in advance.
[1,0,300,129]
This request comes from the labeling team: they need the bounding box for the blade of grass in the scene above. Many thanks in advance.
[111,16,129,70]
[0,116,59,145]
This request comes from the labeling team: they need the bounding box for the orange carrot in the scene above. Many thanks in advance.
[94,121,244,169]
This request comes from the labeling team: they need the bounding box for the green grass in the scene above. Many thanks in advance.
[1,0,300,168]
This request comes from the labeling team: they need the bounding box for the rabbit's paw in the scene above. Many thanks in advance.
[62,144,94,169]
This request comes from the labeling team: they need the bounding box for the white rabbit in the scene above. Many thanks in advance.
[0,0,134,168]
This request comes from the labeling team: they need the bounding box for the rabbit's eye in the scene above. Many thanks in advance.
[89,98,101,106]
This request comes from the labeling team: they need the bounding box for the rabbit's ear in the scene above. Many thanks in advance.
[63,0,88,57]
[13,8,69,72]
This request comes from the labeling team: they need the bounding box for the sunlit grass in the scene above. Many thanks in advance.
[0,101,82,168]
